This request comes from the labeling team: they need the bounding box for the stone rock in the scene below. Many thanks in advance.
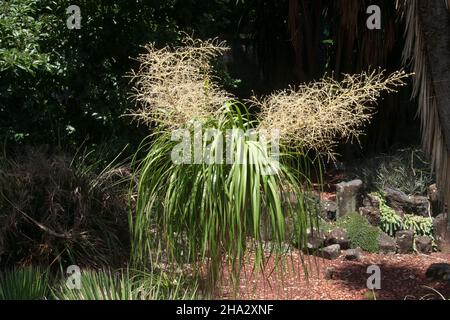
[336,180,363,218]
[384,187,430,217]
[321,200,337,221]
[396,230,414,254]
[319,244,341,260]
[427,184,442,217]
[326,227,349,249]
[433,213,449,251]
[359,206,381,227]
[324,267,335,280]
[343,248,363,261]
[283,191,299,206]
[415,235,433,255]
[362,194,380,208]
[306,229,327,250]
[426,263,450,281]
[378,233,397,254]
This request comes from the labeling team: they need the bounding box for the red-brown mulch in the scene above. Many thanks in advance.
[218,251,450,300]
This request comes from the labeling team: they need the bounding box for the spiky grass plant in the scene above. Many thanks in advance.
[350,148,434,196]
[129,36,410,293]
[131,102,314,291]
[0,267,50,300]
[53,269,196,300]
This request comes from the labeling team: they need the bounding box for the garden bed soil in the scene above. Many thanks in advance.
[219,251,450,300]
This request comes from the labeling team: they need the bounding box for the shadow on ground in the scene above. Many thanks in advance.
[330,262,450,300]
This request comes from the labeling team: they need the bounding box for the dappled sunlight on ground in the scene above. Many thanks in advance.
[219,251,450,300]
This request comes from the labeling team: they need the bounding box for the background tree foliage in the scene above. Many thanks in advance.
[0,0,431,156]
[0,0,239,152]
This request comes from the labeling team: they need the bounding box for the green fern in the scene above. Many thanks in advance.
[373,193,403,237]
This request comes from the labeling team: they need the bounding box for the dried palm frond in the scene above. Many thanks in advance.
[400,0,450,210]
[252,70,409,158]
[129,37,233,130]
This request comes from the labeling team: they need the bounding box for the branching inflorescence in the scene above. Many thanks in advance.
[251,70,410,157]
[131,37,409,159]
[130,37,232,129]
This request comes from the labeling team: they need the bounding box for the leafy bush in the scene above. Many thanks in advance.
[337,213,381,253]
[0,148,130,268]
[0,0,181,149]
[0,0,55,74]
[0,0,247,150]
[0,267,50,300]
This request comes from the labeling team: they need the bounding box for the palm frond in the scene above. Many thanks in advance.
[400,0,450,212]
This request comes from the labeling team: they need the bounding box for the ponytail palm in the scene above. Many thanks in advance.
[131,103,313,289]
[128,37,409,292]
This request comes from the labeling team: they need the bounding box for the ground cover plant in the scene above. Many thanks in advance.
[337,212,381,253]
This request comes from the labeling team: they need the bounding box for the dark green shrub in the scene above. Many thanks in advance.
[0,0,243,151]
[337,212,381,253]
[0,0,179,149]
[0,148,130,268]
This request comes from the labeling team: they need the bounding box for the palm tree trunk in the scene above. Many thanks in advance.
[403,0,450,249]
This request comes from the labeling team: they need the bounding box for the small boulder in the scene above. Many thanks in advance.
[321,200,337,221]
[344,248,363,261]
[415,235,433,255]
[378,233,397,254]
[326,227,349,249]
[362,194,381,208]
[385,188,430,217]
[324,267,335,280]
[433,213,449,251]
[306,229,327,250]
[427,184,442,217]
[336,180,363,218]
[359,206,381,227]
[426,263,450,281]
[319,244,341,260]
[396,230,414,254]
